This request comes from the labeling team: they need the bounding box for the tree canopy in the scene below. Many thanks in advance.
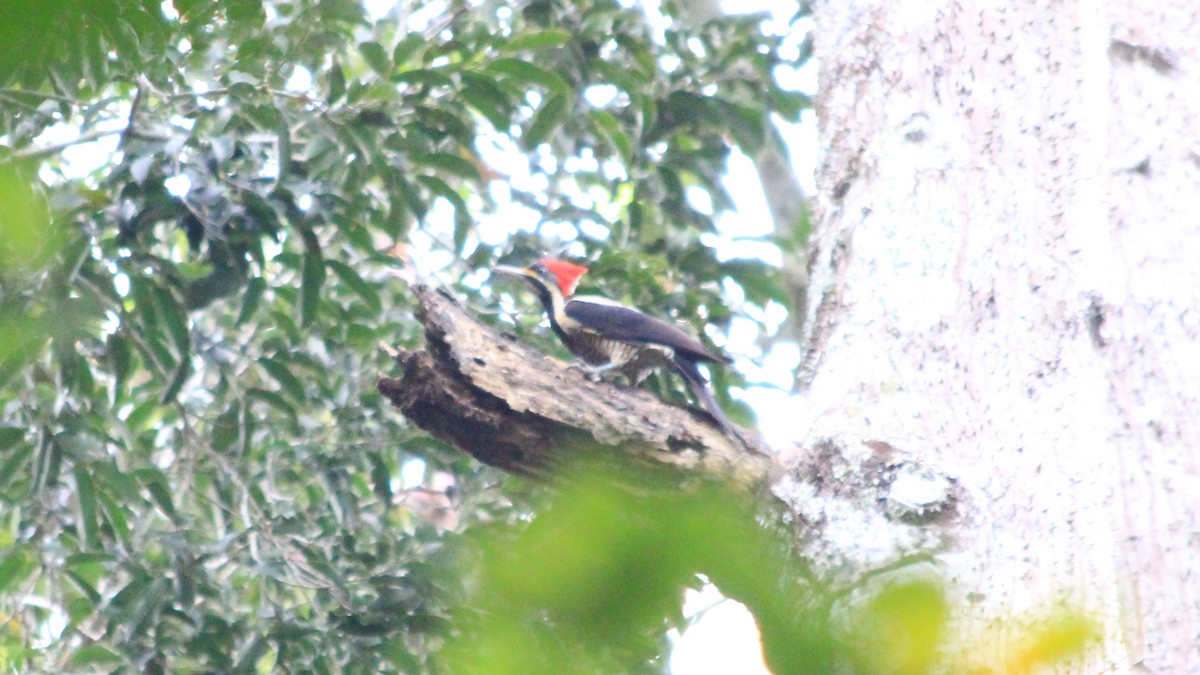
[0,0,811,671]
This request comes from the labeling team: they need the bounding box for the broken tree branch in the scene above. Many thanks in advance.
[377,284,773,487]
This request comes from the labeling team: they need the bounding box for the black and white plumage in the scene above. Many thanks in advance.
[493,258,736,435]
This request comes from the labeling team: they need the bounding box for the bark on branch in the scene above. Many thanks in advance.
[377,284,773,485]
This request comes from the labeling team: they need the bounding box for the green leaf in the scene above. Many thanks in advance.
[454,208,471,254]
[411,152,481,182]
[328,59,346,105]
[504,29,571,52]
[228,80,259,102]
[97,489,132,549]
[92,462,143,504]
[237,277,266,326]
[300,248,325,328]
[0,546,35,594]
[714,98,765,151]
[74,464,100,550]
[392,33,426,66]
[346,322,377,347]
[106,333,132,394]
[259,357,307,403]
[107,572,152,617]
[589,57,649,94]
[243,102,285,131]
[65,552,114,569]
[267,102,290,182]
[459,72,513,128]
[150,285,189,359]
[0,426,24,449]
[588,109,633,162]
[71,644,122,668]
[416,175,470,236]
[227,0,265,24]
[615,33,655,77]
[247,387,299,425]
[211,403,240,453]
[124,400,160,435]
[485,58,569,96]
[0,441,30,489]
[160,355,191,405]
[270,306,302,345]
[770,88,811,121]
[368,452,393,507]
[327,260,382,313]
[67,594,95,625]
[360,41,391,76]
[525,93,570,148]
[0,163,57,271]
[723,260,791,306]
[388,169,426,226]
[133,467,176,519]
[379,636,421,670]
[66,570,103,606]
[393,68,454,89]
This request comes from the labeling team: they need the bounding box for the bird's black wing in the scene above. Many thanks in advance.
[672,353,738,435]
[564,299,730,364]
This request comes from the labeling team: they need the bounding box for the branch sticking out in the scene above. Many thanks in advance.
[377,284,771,486]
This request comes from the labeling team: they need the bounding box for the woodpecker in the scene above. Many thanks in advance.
[492,258,737,435]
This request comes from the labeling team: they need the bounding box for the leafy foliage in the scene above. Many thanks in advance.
[0,0,810,671]
[443,458,833,674]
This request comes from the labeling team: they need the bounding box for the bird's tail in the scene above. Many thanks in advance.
[672,355,738,437]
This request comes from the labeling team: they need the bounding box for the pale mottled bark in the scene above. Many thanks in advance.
[795,0,1200,671]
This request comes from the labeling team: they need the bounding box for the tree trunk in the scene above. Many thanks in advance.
[796,0,1200,671]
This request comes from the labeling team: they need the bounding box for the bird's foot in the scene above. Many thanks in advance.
[567,361,615,382]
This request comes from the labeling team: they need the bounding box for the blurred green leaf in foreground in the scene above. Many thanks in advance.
[445,457,831,674]
[441,456,1099,675]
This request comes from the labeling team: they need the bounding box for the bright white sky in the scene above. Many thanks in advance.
[33,0,816,671]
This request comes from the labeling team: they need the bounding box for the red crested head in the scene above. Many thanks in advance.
[539,258,588,296]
